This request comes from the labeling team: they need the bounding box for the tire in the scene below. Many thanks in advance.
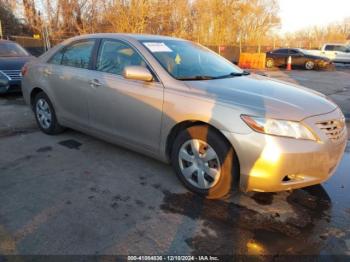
[305,60,315,70]
[33,92,65,135]
[266,58,274,68]
[171,125,239,199]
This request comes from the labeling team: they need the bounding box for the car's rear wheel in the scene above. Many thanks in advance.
[171,125,238,199]
[305,60,315,70]
[34,92,65,135]
[266,58,274,68]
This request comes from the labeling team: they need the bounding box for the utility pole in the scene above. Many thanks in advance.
[0,20,3,39]
[42,24,51,51]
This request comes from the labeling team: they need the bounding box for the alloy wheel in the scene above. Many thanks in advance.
[36,98,52,129]
[305,61,314,70]
[178,139,221,189]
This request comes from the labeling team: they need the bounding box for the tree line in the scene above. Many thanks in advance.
[283,18,350,48]
[2,0,280,46]
[0,0,349,48]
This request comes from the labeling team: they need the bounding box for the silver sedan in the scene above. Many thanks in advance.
[21,34,348,199]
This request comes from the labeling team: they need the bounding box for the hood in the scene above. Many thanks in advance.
[0,56,34,70]
[183,74,337,121]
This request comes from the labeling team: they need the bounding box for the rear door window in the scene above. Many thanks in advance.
[48,49,64,65]
[289,50,299,54]
[273,49,288,54]
[61,40,95,69]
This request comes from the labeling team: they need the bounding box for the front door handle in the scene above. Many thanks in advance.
[43,68,52,76]
[89,79,102,88]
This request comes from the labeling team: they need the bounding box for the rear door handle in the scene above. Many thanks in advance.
[89,79,102,88]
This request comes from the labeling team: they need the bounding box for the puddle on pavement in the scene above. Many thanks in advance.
[58,139,82,150]
[161,187,330,255]
[0,94,25,105]
[36,146,53,153]
[160,147,350,256]
[0,128,38,138]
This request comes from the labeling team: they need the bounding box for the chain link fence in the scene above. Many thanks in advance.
[8,35,349,62]
[7,36,45,56]
[3,35,65,57]
[6,35,279,61]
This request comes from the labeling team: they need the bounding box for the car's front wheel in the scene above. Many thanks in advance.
[305,60,315,70]
[34,92,65,135]
[171,125,238,199]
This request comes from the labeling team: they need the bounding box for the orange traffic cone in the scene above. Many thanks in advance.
[286,56,292,71]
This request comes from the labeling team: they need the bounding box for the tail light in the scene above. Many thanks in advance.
[21,64,29,77]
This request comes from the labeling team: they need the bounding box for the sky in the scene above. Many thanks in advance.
[279,0,350,33]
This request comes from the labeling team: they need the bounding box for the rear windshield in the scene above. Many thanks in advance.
[0,42,29,57]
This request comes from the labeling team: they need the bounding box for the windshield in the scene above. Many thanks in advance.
[141,40,243,80]
[0,42,29,57]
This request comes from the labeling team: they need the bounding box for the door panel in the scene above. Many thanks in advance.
[271,49,289,67]
[88,72,164,152]
[49,65,91,127]
[334,52,350,63]
[44,40,96,128]
[88,39,164,152]
[272,55,286,67]
[289,52,305,67]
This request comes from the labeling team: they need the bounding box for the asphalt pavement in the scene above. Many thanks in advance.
[0,68,349,259]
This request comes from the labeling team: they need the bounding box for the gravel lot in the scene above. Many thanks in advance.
[0,68,349,258]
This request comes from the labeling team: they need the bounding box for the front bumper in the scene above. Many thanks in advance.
[223,108,348,192]
[0,80,21,94]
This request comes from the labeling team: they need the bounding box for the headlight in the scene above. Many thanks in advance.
[241,115,317,141]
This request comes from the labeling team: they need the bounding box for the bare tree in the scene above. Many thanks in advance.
[8,0,282,46]
[285,17,350,48]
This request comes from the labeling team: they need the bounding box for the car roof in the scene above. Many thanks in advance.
[0,39,16,44]
[40,33,189,62]
[323,43,346,46]
[67,33,186,43]
[272,48,301,51]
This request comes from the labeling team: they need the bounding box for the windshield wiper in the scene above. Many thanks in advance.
[177,71,250,81]
[214,71,250,79]
[177,75,216,81]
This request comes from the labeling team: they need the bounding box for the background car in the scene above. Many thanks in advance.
[0,40,34,94]
[319,43,350,64]
[266,48,331,70]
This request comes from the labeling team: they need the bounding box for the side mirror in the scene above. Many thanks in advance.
[123,66,153,82]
